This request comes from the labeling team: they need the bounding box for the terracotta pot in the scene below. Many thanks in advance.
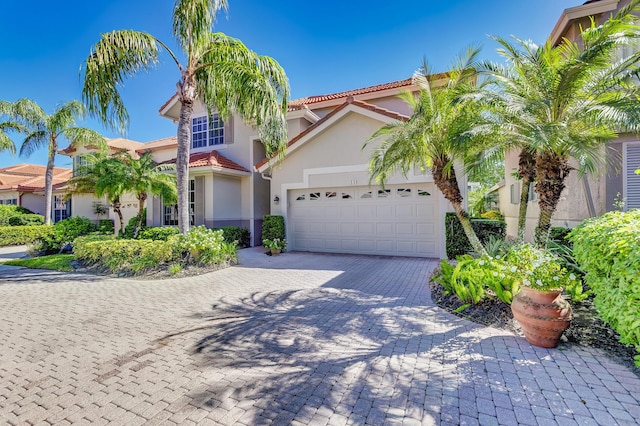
[271,249,281,255]
[511,286,573,348]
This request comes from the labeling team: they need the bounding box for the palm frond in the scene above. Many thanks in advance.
[18,130,48,157]
[172,0,228,52]
[82,30,164,131]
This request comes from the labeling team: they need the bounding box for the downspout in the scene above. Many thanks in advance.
[581,175,596,218]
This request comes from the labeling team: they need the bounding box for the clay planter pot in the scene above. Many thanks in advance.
[511,286,573,348]
[271,249,281,255]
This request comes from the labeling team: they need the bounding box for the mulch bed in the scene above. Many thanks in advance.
[429,278,640,376]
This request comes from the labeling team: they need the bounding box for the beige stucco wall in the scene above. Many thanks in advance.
[212,175,242,220]
[499,148,609,240]
[72,194,109,221]
[21,193,45,216]
[266,108,458,258]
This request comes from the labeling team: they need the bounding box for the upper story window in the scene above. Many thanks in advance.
[73,155,88,176]
[192,114,224,149]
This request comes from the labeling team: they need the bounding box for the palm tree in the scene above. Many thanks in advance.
[365,48,497,256]
[121,151,177,238]
[484,1,640,245]
[81,0,289,234]
[67,152,129,233]
[11,99,105,225]
[0,100,21,154]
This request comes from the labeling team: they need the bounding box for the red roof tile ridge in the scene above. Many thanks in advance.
[289,77,415,107]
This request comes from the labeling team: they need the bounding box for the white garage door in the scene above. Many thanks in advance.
[288,184,439,257]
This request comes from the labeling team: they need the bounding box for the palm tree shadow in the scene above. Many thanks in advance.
[184,285,503,424]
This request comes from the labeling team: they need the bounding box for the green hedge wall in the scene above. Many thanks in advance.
[0,225,55,246]
[262,215,285,242]
[445,212,506,259]
[570,210,640,366]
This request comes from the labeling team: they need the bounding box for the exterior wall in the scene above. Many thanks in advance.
[21,193,45,216]
[499,147,610,240]
[367,95,413,117]
[252,141,270,245]
[0,191,20,205]
[267,110,455,259]
[211,175,242,221]
[111,194,139,234]
[71,194,109,222]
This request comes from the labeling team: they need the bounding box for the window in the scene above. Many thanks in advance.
[309,192,321,200]
[73,155,88,176]
[0,199,17,205]
[377,189,390,198]
[192,114,224,148]
[417,189,431,197]
[625,143,640,210]
[296,194,306,201]
[325,191,337,199]
[397,188,412,197]
[164,179,195,225]
[510,183,519,204]
[53,195,70,223]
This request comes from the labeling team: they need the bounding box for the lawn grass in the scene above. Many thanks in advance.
[2,254,75,272]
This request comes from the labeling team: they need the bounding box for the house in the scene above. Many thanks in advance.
[59,137,147,231]
[498,0,640,240]
[56,75,460,257]
[255,76,457,259]
[0,164,73,222]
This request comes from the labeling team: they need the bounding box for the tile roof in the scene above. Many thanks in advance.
[162,151,250,173]
[256,97,409,170]
[0,164,73,192]
[137,136,178,152]
[287,77,417,109]
[58,137,146,155]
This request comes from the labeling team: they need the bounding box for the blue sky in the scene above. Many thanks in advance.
[0,0,579,169]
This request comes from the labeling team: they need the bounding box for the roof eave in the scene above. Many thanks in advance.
[549,0,620,46]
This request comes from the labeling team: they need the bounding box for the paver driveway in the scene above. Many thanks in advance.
[1,248,639,425]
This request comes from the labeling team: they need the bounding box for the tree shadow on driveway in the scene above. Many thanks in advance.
[184,262,513,425]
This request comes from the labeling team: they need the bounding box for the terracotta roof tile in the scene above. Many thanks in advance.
[163,151,249,173]
[288,77,416,109]
[0,165,73,192]
[256,97,409,170]
[137,136,178,152]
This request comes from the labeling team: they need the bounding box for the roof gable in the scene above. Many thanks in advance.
[256,97,409,171]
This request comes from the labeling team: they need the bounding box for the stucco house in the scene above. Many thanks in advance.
[255,76,457,259]
[498,0,640,240]
[0,164,73,222]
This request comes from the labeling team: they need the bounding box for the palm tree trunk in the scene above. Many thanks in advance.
[432,158,487,256]
[176,75,196,234]
[517,149,536,242]
[113,198,124,236]
[133,192,147,239]
[43,138,57,226]
[534,152,571,246]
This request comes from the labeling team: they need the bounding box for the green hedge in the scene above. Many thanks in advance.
[445,212,506,259]
[0,205,43,226]
[216,226,250,248]
[139,227,180,241]
[98,219,114,234]
[40,217,97,254]
[262,215,285,241]
[74,235,175,274]
[570,210,640,366]
[0,225,55,246]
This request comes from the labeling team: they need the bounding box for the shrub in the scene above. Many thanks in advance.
[40,216,97,254]
[263,238,287,251]
[445,212,506,259]
[122,209,147,239]
[0,205,40,226]
[7,214,44,226]
[0,225,55,246]
[217,226,251,248]
[480,210,504,221]
[433,254,518,306]
[98,219,114,234]
[75,235,175,274]
[262,215,285,241]
[570,210,640,366]
[169,226,237,266]
[139,226,180,241]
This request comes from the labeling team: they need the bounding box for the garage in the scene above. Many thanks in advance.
[288,183,439,257]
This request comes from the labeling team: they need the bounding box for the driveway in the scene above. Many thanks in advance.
[1,248,639,425]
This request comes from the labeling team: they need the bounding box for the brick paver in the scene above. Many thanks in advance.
[1,247,639,425]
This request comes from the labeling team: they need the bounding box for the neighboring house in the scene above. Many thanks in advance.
[256,77,458,259]
[0,164,73,222]
[498,0,640,239]
[59,138,146,233]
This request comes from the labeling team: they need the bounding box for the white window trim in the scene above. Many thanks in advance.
[191,113,225,150]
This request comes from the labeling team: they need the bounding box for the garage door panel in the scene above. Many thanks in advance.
[396,223,414,234]
[289,184,439,257]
